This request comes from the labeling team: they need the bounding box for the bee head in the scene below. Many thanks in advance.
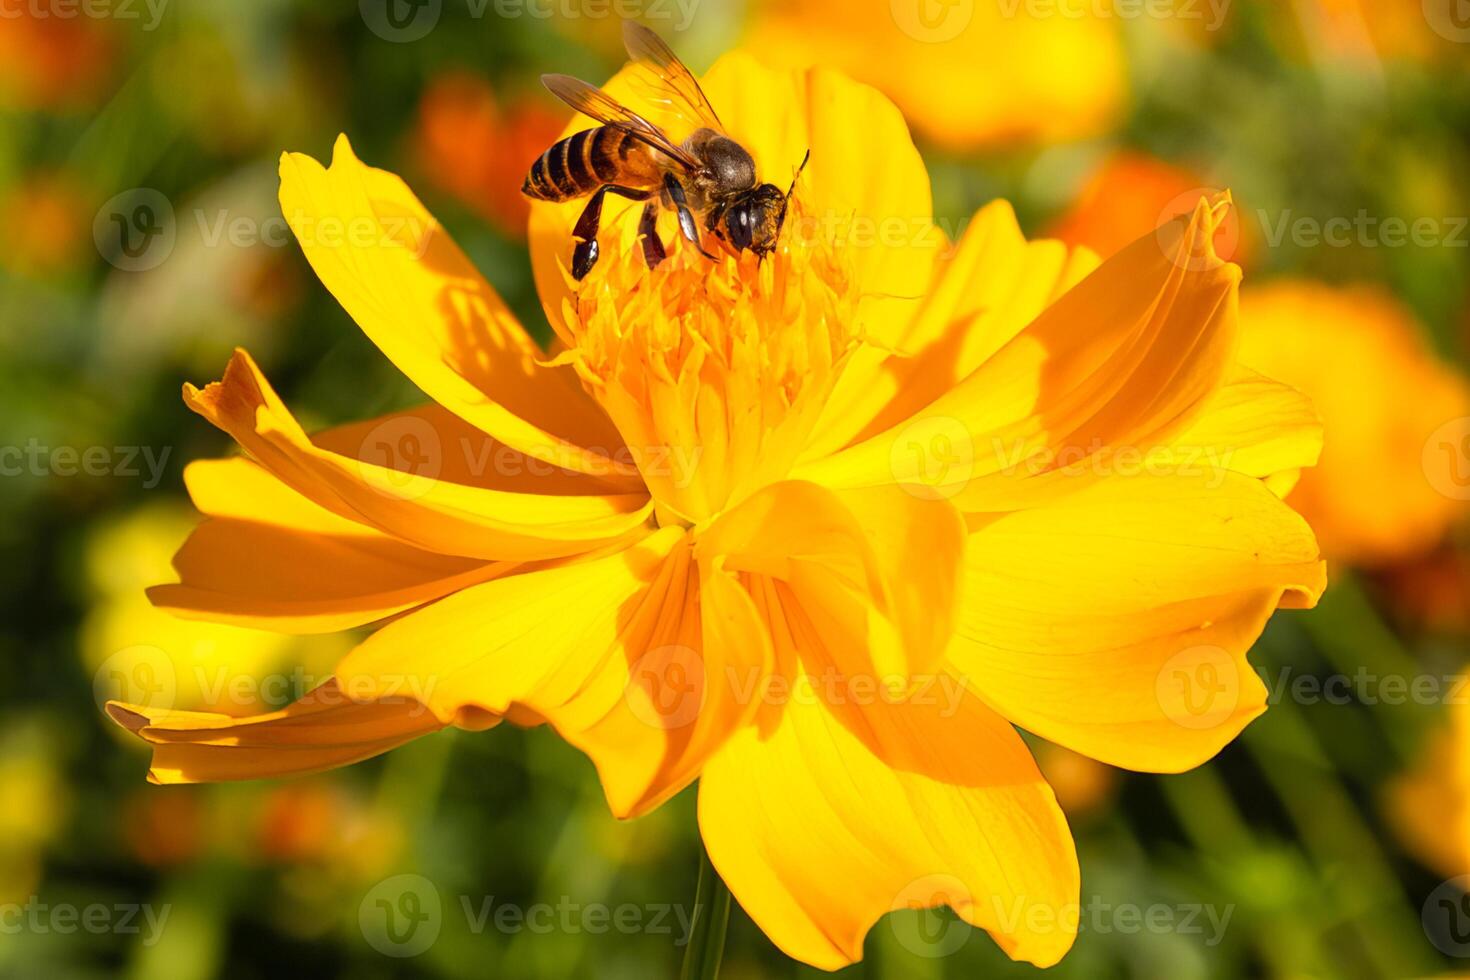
[723,183,790,258]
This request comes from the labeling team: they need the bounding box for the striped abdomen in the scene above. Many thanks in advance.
[522,126,663,202]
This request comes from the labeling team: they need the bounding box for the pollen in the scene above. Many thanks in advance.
[562,200,861,526]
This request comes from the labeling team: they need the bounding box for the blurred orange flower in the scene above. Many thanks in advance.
[414,71,565,238]
[122,788,205,867]
[0,8,116,109]
[1282,0,1463,65]
[1049,151,1256,267]
[1375,541,1470,633]
[1237,282,1470,566]
[1035,744,1118,818]
[0,173,92,276]
[746,0,1126,150]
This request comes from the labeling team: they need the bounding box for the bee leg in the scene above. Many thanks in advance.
[638,202,666,270]
[571,186,654,280]
[570,186,611,280]
[662,172,717,261]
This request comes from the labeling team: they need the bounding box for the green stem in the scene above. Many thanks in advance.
[680,840,731,980]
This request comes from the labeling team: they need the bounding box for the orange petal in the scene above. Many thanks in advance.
[698,480,966,678]
[1160,364,1323,494]
[335,528,760,817]
[798,196,1241,507]
[183,349,654,561]
[148,518,512,634]
[806,200,1099,459]
[279,134,636,480]
[951,468,1326,772]
[698,586,1078,971]
[149,452,514,633]
[106,678,449,784]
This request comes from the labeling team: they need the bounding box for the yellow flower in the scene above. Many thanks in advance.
[1387,690,1470,881]
[745,0,1126,150]
[0,719,69,904]
[108,51,1325,970]
[1237,282,1470,566]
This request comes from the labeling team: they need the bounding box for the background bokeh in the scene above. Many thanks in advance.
[2,0,1469,977]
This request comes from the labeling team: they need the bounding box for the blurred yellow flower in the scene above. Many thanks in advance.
[1387,693,1470,881]
[745,0,1126,150]
[108,47,1325,971]
[1237,282,1470,566]
[0,719,69,904]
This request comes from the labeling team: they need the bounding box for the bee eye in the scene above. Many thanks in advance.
[728,204,754,250]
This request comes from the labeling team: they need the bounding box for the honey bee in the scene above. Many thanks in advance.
[522,21,809,280]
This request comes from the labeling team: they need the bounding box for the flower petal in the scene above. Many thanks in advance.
[699,587,1078,971]
[335,528,762,817]
[1159,364,1323,494]
[797,196,1241,506]
[280,134,635,480]
[184,349,654,561]
[805,200,1099,460]
[106,678,449,784]
[699,480,966,678]
[148,518,511,635]
[950,469,1326,773]
[147,454,514,633]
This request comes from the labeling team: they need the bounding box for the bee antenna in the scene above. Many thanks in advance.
[786,149,811,201]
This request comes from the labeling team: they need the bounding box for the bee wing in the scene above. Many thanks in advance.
[541,73,702,171]
[622,21,726,136]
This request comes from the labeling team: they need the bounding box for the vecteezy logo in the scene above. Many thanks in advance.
[1424,0,1470,42]
[890,415,974,500]
[890,0,974,43]
[357,415,444,501]
[360,0,442,43]
[624,645,705,731]
[889,874,972,957]
[360,874,442,957]
[1156,645,1240,731]
[1424,417,1470,501]
[1423,876,1470,956]
[94,189,176,272]
[93,646,178,713]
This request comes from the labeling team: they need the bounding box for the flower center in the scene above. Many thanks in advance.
[565,200,860,526]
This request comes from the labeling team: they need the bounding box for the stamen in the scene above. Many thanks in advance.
[565,200,860,523]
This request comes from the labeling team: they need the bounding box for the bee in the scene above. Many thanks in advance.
[522,20,809,280]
